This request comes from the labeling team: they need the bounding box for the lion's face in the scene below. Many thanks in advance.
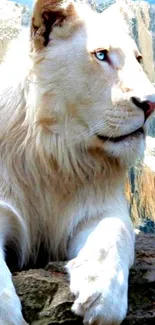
[31,1,155,166]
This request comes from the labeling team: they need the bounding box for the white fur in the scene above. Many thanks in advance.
[0,0,154,324]
[0,247,27,325]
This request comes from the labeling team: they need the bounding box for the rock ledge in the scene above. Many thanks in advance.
[13,234,155,325]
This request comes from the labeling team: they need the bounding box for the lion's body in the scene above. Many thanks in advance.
[0,35,126,262]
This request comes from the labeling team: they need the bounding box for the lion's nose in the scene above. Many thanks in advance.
[131,96,155,120]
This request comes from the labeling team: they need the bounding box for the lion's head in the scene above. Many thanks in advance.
[28,0,155,168]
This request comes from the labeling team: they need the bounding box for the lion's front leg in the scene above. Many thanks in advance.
[66,212,135,325]
[0,202,29,325]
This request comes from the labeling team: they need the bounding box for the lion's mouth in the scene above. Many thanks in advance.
[97,127,144,143]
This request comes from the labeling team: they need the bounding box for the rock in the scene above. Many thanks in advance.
[13,265,81,325]
[13,234,155,325]
[124,234,155,325]
[134,1,155,82]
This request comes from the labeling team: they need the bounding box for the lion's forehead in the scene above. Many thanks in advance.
[83,23,135,55]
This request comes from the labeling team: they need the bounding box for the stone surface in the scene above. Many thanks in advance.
[124,234,155,325]
[13,234,155,325]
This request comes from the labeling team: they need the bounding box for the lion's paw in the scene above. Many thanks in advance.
[67,258,128,325]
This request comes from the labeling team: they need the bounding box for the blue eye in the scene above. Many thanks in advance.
[95,50,108,62]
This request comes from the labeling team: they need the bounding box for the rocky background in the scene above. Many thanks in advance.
[0,0,155,324]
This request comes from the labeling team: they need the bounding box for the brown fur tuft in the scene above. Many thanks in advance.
[31,0,77,48]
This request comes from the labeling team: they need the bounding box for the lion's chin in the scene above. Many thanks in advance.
[102,132,146,167]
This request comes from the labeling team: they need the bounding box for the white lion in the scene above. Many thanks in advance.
[0,0,154,324]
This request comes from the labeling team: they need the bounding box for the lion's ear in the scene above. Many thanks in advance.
[31,0,77,49]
